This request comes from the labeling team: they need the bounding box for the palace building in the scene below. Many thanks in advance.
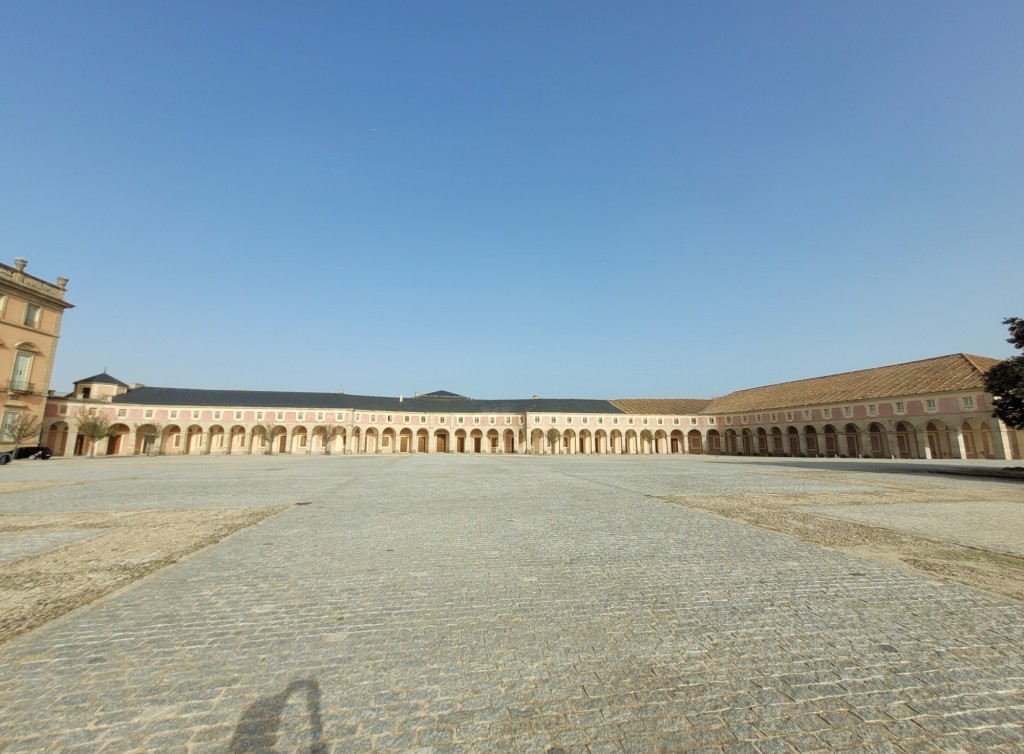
[43,353,1022,460]
[0,258,72,450]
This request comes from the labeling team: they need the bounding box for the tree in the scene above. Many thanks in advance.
[74,411,113,458]
[640,429,654,454]
[257,422,282,455]
[4,412,41,452]
[985,317,1024,429]
[134,422,164,455]
[546,428,560,454]
[313,423,340,455]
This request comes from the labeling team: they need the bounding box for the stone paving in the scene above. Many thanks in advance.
[0,528,102,565]
[0,454,1021,753]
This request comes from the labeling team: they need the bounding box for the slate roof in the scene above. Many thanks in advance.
[75,372,129,387]
[110,387,624,414]
[703,354,999,414]
[609,398,713,415]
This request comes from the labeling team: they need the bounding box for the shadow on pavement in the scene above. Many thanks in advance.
[227,679,327,754]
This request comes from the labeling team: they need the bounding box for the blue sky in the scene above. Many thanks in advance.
[3,2,1022,399]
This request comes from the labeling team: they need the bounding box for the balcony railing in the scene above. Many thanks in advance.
[5,381,35,394]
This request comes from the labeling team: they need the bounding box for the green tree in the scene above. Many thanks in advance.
[985,317,1024,429]
[74,411,113,458]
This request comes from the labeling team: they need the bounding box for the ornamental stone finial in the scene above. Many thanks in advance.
[13,257,27,272]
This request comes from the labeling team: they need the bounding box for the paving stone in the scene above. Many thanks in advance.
[0,455,1021,753]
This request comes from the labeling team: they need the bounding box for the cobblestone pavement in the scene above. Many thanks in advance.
[0,455,1021,753]
[806,502,1024,557]
[0,529,101,565]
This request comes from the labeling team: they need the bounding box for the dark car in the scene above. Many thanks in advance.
[13,446,52,460]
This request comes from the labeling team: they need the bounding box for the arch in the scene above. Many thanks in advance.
[563,428,577,455]
[291,425,309,455]
[926,421,951,459]
[350,426,361,454]
[106,423,131,456]
[976,421,994,459]
[399,427,413,453]
[687,429,703,454]
[470,428,484,453]
[595,429,609,454]
[625,429,639,455]
[454,428,468,453]
[804,426,819,456]
[434,429,449,453]
[416,428,429,453]
[546,428,561,454]
[381,427,396,453]
[786,426,800,456]
[868,422,887,458]
[669,429,684,454]
[609,429,623,454]
[756,427,768,455]
[843,423,860,458]
[823,425,839,457]
[486,428,499,454]
[503,428,515,453]
[707,429,721,455]
[163,424,182,455]
[531,428,545,454]
[741,428,754,456]
[184,424,204,455]
[46,420,70,456]
[364,427,379,454]
[895,421,918,458]
[579,429,593,455]
[723,429,737,455]
[206,425,225,454]
[654,429,669,455]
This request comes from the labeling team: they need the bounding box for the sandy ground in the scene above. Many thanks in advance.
[0,506,285,644]
[662,470,1024,602]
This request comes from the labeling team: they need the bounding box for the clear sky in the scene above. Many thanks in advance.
[3,2,1022,399]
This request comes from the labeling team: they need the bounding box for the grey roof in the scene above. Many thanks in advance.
[75,372,129,387]
[111,386,624,414]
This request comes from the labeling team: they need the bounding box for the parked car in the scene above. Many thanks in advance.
[0,446,53,463]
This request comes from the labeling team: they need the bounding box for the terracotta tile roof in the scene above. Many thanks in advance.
[609,398,713,415]
[704,354,999,415]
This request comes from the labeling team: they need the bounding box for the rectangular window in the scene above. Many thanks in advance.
[803,410,811,420]
[170,410,178,419]
[405,415,411,423]
[1,411,18,441]
[0,294,7,319]
[823,408,832,419]
[504,416,511,424]
[642,418,648,425]
[489,417,495,425]
[756,414,762,423]
[60,405,68,415]
[422,416,427,423]
[598,417,604,425]
[214,411,221,420]
[317,412,324,421]
[786,412,793,421]
[628,418,634,425]
[439,417,445,424]
[277,412,284,420]
[770,413,777,422]
[962,396,974,409]
[145,409,153,418]
[673,418,679,425]
[843,407,853,418]
[256,412,263,420]
[473,417,480,425]
[300,435,307,447]
[613,418,618,425]
[23,303,41,328]
[370,414,376,422]
[236,411,243,420]
[117,408,126,417]
[10,351,32,392]
[458,417,464,424]
[709,417,715,424]
[387,415,393,422]
[583,417,589,424]
[726,416,733,424]
[926,399,937,411]
[567,417,572,424]
[895,402,905,413]
[551,416,556,423]
[868,404,877,415]
[691,418,697,425]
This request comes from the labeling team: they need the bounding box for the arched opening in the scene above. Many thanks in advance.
[399,428,413,453]
[163,425,182,455]
[434,429,449,453]
[416,428,429,453]
[106,423,131,456]
[687,429,703,454]
[579,429,593,454]
[625,429,639,454]
[547,428,560,454]
[895,421,917,458]
[756,428,768,455]
[868,422,887,458]
[291,426,308,454]
[977,421,994,459]
[184,424,203,455]
[208,425,226,454]
[843,423,860,458]
[531,428,545,454]
[707,429,721,455]
[381,427,396,453]
[229,425,246,454]
[595,429,608,454]
[454,429,467,453]
[741,428,754,455]
[610,429,623,454]
[503,429,515,453]
[46,421,70,456]
[787,426,800,456]
[486,429,499,454]
[823,425,838,457]
[364,427,379,454]
[804,426,818,456]
[470,428,483,453]
[670,430,684,454]
[771,427,784,455]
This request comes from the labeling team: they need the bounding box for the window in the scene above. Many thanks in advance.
[868,404,877,416]
[117,408,126,417]
[276,412,284,420]
[473,417,480,425]
[709,417,715,424]
[657,418,663,425]
[843,407,852,418]
[583,417,589,424]
[756,414,762,423]
[803,410,811,420]
[895,402,905,414]
[370,414,376,422]
[23,303,41,328]
[551,417,556,423]
[170,411,178,419]
[673,418,679,425]
[0,294,6,319]
[962,396,974,409]
[642,418,648,425]
[690,418,697,425]
[726,416,733,425]
[488,417,495,425]
[214,411,221,420]
[457,417,464,424]
[145,409,153,419]
[256,412,263,420]
[59,405,68,415]
[10,350,33,392]
[236,411,243,420]
[439,417,445,424]
[535,416,541,424]
[299,435,307,447]
[317,412,324,421]
[628,418,634,425]
[566,417,572,424]
[598,417,604,425]
[1,411,19,441]
[404,415,410,423]
[786,412,793,422]
[823,408,832,419]
[926,399,937,411]
[422,416,427,423]
[387,415,393,422]
[770,413,777,423]
[504,416,511,424]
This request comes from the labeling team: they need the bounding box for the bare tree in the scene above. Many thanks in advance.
[546,428,560,454]
[640,429,654,454]
[256,422,281,455]
[3,412,42,452]
[74,411,113,458]
[313,423,340,455]
[134,422,164,456]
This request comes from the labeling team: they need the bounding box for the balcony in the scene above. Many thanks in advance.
[5,381,35,394]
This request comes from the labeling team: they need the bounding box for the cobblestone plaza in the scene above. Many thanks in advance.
[0,455,1021,753]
